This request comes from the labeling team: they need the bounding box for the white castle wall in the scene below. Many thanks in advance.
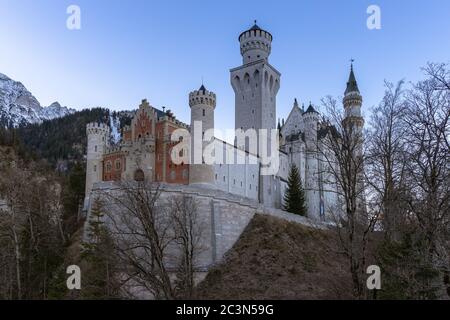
[213,139,259,201]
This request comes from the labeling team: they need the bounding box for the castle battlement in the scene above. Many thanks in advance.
[238,22,272,64]
[86,122,110,135]
[105,145,123,154]
[189,88,216,108]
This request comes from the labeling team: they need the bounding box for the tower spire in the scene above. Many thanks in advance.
[345,60,359,95]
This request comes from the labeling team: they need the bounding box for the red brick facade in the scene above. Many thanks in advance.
[103,152,125,181]
[102,101,189,184]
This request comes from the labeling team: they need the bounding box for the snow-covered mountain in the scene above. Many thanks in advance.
[0,73,75,127]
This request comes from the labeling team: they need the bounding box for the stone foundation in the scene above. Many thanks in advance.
[84,181,331,270]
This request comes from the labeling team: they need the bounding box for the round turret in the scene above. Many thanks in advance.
[189,84,216,186]
[86,122,110,136]
[343,64,364,128]
[303,103,319,151]
[189,85,216,109]
[85,122,110,197]
[238,21,272,64]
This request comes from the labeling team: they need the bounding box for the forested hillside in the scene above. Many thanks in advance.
[0,141,88,299]
[14,108,133,169]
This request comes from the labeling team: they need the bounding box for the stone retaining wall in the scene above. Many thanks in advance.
[84,182,331,270]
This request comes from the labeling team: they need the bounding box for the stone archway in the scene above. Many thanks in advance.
[134,169,145,182]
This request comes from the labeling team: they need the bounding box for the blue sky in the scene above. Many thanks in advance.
[1,0,449,131]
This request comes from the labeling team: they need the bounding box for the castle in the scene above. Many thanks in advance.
[84,22,364,221]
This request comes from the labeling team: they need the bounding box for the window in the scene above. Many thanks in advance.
[94,145,97,152]
[202,109,205,116]
[94,165,97,172]
[170,170,176,180]
[215,174,218,180]
[249,184,252,190]
[115,160,121,170]
[134,169,144,182]
[233,179,236,185]
[223,176,226,182]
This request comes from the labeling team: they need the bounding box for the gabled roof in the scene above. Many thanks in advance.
[281,99,303,131]
[304,103,318,114]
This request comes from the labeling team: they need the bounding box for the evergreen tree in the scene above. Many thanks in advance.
[81,199,119,299]
[283,164,307,216]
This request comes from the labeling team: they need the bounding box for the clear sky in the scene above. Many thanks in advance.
[1,0,449,132]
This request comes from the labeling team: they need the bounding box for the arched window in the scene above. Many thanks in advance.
[106,161,112,173]
[134,169,145,181]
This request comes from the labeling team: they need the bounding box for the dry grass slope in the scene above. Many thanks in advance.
[196,214,353,299]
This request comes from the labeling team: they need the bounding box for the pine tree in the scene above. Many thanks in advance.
[81,199,119,299]
[283,164,307,216]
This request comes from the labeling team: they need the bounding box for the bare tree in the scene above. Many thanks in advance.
[0,163,66,299]
[403,65,450,292]
[99,180,205,299]
[366,80,409,240]
[423,62,450,91]
[170,196,205,298]
[374,63,449,299]
[318,96,378,299]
